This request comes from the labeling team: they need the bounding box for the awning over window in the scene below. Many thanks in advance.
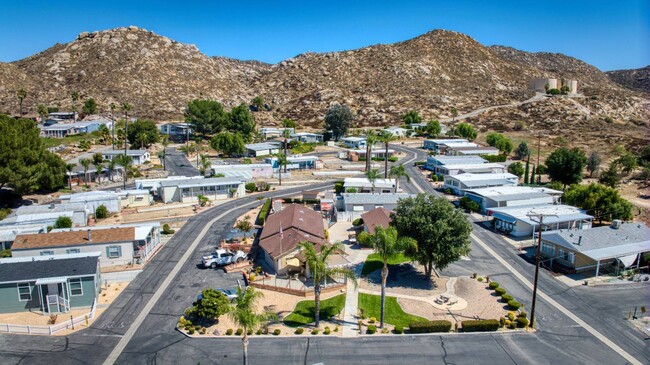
[35,277,68,285]
[617,254,638,268]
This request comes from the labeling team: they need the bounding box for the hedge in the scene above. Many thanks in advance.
[256,198,272,225]
[394,325,404,334]
[461,319,501,332]
[409,320,452,333]
[488,282,500,289]
[245,182,257,193]
[495,287,506,296]
[507,300,521,310]
[284,198,320,205]
[501,294,513,303]
[516,317,529,328]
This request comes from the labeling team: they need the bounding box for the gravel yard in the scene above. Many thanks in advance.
[360,263,447,297]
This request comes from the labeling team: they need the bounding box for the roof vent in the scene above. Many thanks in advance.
[49,203,55,209]
[612,219,622,229]
[576,236,582,245]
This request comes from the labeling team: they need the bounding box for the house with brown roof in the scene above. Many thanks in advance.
[11,225,161,268]
[259,204,326,274]
[361,207,393,234]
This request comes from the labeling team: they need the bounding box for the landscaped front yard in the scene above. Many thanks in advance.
[358,293,427,327]
[283,294,346,327]
[361,253,411,276]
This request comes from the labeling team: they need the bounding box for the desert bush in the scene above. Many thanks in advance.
[311,329,319,335]
[507,300,521,310]
[495,287,506,296]
[501,294,514,303]
[236,328,243,336]
[324,327,331,335]
[517,317,529,328]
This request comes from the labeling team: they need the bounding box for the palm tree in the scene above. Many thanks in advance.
[106,158,117,182]
[135,131,148,149]
[276,153,288,186]
[282,129,291,173]
[160,135,169,171]
[121,102,132,155]
[364,129,378,172]
[378,130,397,178]
[388,164,410,193]
[37,104,48,123]
[200,154,212,176]
[115,155,133,189]
[228,287,278,365]
[71,91,80,113]
[65,163,75,189]
[93,162,104,184]
[360,226,416,329]
[110,102,117,150]
[450,107,458,123]
[17,89,27,116]
[79,158,91,186]
[297,241,357,328]
[365,169,379,194]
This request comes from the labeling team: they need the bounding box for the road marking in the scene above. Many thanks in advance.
[406,150,643,365]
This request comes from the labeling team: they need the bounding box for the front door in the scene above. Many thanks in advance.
[46,283,61,313]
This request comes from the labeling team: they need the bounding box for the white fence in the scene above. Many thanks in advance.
[0,298,97,335]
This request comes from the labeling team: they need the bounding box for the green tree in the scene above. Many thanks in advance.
[93,161,104,183]
[71,91,80,113]
[106,158,117,182]
[586,152,602,177]
[365,169,380,194]
[184,99,227,136]
[235,219,253,233]
[378,130,397,178]
[95,204,109,219]
[425,120,441,137]
[364,129,378,172]
[507,162,524,178]
[251,96,264,111]
[389,164,410,193]
[121,102,132,150]
[228,103,256,142]
[82,98,98,115]
[197,194,209,207]
[392,194,472,277]
[210,132,245,157]
[114,155,133,188]
[37,104,48,122]
[17,89,27,116]
[545,147,587,188]
[639,146,650,167]
[282,129,291,172]
[199,154,212,177]
[486,132,513,155]
[360,226,416,329]
[97,124,111,145]
[54,216,73,229]
[515,142,530,160]
[402,110,422,125]
[65,163,75,189]
[598,162,621,188]
[276,153,288,186]
[228,287,277,365]
[79,158,91,185]
[530,165,536,185]
[453,123,477,141]
[563,183,633,223]
[127,119,159,147]
[298,241,357,328]
[281,118,296,129]
[191,288,230,321]
[92,153,104,165]
[324,104,354,141]
[616,153,637,175]
[450,107,458,122]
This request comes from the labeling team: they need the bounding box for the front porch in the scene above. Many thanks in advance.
[35,277,72,314]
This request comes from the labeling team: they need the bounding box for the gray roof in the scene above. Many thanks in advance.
[488,192,552,202]
[245,142,281,151]
[428,156,487,165]
[103,149,148,156]
[159,177,243,188]
[0,255,98,283]
[343,193,413,205]
[542,222,650,260]
[489,204,592,226]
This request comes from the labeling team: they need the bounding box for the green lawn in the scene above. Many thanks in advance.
[358,293,427,327]
[361,253,410,276]
[41,132,99,149]
[283,294,346,327]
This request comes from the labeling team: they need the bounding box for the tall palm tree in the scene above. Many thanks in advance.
[79,158,91,186]
[389,164,410,193]
[65,163,75,189]
[115,155,133,189]
[228,287,278,365]
[297,241,357,328]
[37,104,48,123]
[359,226,416,329]
[276,153,288,186]
[282,129,291,173]
[450,107,458,123]
[199,154,212,176]
[110,102,117,150]
[93,162,104,184]
[364,129,378,172]
[135,131,148,149]
[121,102,132,156]
[378,130,397,178]
[365,169,379,194]
[17,89,27,116]
[106,158,117,182]
[71,91,80,114]
[160,135,169,171]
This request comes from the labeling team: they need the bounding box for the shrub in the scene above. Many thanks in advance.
[352,218,363,226]
[499,317,506,327]
[388,156,399,162]
[461,319,501,332]
[188,328,195,335]
[501,294,513,303]
[366,325,377,334]
[273,329,281,336]
[409,320,452,333]
[334,326,339,332]
[236,328,243,336]
[504,319,511,327]
[324,327,331,335]
[247,329,253,335]
[518,311,527,319]
[368,317,376,324]
[162,223,175,235]
[95,205,109,219]
[431,174,438,182]
[256,329,263,335]
[226,329,233,336]
[245,182,257,193]
[477,277,484,282]
[311,329,319,335]
[394,325,404,334]
[489,282,500,289]
[508,300,521,310]
[381,328,390,334]
[295,327,304,335]
[256,198,272,225]
[507,312,516,321]
[200,327,207,335]
[517,317,529,328]
[509,321,517,329]
[495,287,506,296]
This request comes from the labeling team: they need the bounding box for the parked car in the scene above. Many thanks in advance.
[201,249,247,269]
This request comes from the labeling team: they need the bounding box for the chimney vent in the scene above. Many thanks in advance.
[577,236,582,245]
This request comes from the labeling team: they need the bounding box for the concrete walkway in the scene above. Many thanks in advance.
[342,248,372,337]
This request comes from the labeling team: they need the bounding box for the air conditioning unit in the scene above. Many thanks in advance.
[612,219,622,229]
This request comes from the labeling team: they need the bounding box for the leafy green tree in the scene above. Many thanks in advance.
[360,226,416,329]
[251,96,264,111]
[127,119,159,147]
[486,132,513,155]
[639,146,650,167]
[228,103,256,142]
[616,153,637,175]
[235,219,253,233]
[54,216,73,229]
[563,183,633,222]
[106,159,117,182]
[228,287,277,365]
[388,164,410,193]
[364,129,378,172]
[365,169,380,194]
[37,104,48,122]
[281,118,296,129]
[459,196,480,213]
[184,99,227,136]
[598,162,621,188]
[545,147,587,188]
[95,205,109,219]
[453,123,477,141]
[82,98,98,115]
[586,152,602,177]
[324,104,354,141]
[425,120,441,137]
[191,288,230,321]
[197,194,209,207]
[97,124,111,145]
[114,155,133,188]
[392,194,472,277]
[71,91,80,113]
[0,116,67,194]
[530,165,536,185]
[17,89,27,116]
[402,110,422,125]
[210,132,245,157]
[450,107,458,122]
[378,130,397,177]
[298,241,357,328]
[92,153,103,165]
[199,154,212,177]
[507,162,524,178]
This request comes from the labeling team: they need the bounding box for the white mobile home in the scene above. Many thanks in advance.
[488,204,593,237]
[444,173,518,195]
[159,177,246,203]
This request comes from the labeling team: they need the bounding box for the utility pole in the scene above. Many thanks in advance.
[536,132,542,184]
[526,212,557,328]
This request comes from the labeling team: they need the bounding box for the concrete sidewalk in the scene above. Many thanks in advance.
[342,249,372,337]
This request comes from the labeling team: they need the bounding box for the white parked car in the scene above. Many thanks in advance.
[201,249,247,269]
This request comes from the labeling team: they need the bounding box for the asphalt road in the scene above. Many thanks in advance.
[164,147,201,177]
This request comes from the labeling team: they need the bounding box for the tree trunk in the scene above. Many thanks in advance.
[242,334,249,365]
[395,179,399,194]
[380,263,388,329]
[365,143,371,172]
[314,284,321,328]
[284,138,288,173]
[278,167,282,186]
[384,142,389,178]
[68,174,72,189]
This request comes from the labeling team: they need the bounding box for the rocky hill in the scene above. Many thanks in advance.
[606,65,650,93]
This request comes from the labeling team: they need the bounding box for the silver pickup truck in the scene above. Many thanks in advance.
[201,249,247,269]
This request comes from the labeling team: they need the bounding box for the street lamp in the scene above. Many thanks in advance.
[526,212,557,328]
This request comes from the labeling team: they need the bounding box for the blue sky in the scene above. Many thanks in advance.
[1,1,648,71]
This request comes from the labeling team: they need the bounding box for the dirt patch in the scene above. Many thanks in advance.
[361,263,447,297]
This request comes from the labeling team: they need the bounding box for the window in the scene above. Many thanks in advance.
[70,278,83,296]
[40,250,54,256]
[558,249,575,264]
[17,283,31,301]
[107,245,122,258]
[66,248,80,254]
[541,243,555,256]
